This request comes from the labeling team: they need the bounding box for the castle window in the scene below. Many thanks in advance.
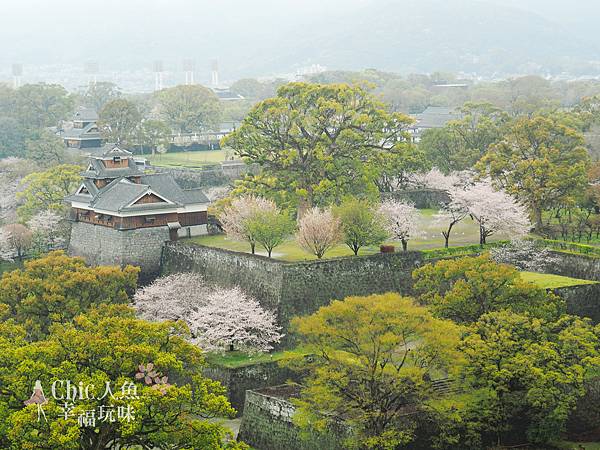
[144,216,156,223]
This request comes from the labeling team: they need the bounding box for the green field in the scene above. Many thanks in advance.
[205,350,291,369]
[190,209,509,261]
[520,271,597,289]
[0,260,22,276]
[554,442,600,450]
[147,150,231,168]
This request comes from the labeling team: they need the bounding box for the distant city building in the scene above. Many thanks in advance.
[408,106,463,142]
[61,107,104,150]
[211,87,244,101]
[67,146,210,278]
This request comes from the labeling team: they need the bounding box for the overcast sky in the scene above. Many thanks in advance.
[1,0,599,85]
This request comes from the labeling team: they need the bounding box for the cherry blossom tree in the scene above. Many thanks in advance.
[218,195,277,254]
[134,273,283,353]
[0,228,13,261]
[491,239,559,272]
[452,181,531,245]
[134,273,212,321]
[413,168,461,191]
[434,187,469,248]
[27,210,65,253]
[1,223,32,260]
[0,157,32,224]
[190,286,283,353]
[296,207,342,259]
[378,200,420,251]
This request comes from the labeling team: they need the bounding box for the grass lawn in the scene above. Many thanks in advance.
[189,209,509,261]
[205,350,290,369]
[147,150,230,169]
[0,260,22,276]
[554,442,600,450]
[520,271,597,289]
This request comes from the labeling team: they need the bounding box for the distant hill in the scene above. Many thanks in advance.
[248,0,597,77]
[0,0,598,79]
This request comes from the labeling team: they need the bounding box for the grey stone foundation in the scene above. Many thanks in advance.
[69,221,170,281]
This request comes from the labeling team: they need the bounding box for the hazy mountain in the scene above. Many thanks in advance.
[0,0,598,80]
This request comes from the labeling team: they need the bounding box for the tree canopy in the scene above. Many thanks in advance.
[0,251,138,340]
[223,82,414,213]
[155,85,221,133]
[479,115,590,229]
[412,254,565,324]
[284,293,463,450]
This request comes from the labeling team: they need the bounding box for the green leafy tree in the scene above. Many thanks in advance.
[412,255,565,324]
[333,198,388,255]
[0,251,139,340]
[461,311,600,446]
[371,142,430,192]
[284,293,464,450]
[25,129,67,167]
[246,210,295,258]
[155,85,221,133]
[0,117,26,159]
[418,128,464,173]
[15,83,74,129]
[140,119,171,155]
[80,81,122,112]
[479,116,590,230]
[0,304,246,449]
[420,102,509,172]
[16,164,81,221]
[222,82,414,214]
[98,98,141,146]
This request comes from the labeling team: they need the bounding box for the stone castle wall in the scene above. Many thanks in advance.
[238,386,346,450]
[161,242,423,329]
[69,221,170,281]
[161,242,600,333]
[203,361,299,414]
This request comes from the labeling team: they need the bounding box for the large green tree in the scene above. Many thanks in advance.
[155,85,221,133]
[284,293,463,450]
[15,83,74,129]
[98,99,141,146]
[16,164,82,221]
[25,129,68,167]
[412,255,565,324]
[461,311,600,446]
[478,116,590,230]
[0,304,246,449]
[223,82,415,213]
[0,117,26,158]
[420,102,510,173]
[139,119,171,155]
[0,251,138,340]
[80,81,122,112]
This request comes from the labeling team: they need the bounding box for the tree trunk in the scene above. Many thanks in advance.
[533,207,543,232]
[443,233,450,248]
[402,239,408,251]
[250,242,255,254]
[480,226,486,246]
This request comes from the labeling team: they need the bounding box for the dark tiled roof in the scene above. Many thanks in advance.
[73,107,99,122]
[140,174,210,204]
[102,146,133,158]
[90,180,150,212]
[81,157,142,179]
[411,106,463,130]
[61,122,102,140]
